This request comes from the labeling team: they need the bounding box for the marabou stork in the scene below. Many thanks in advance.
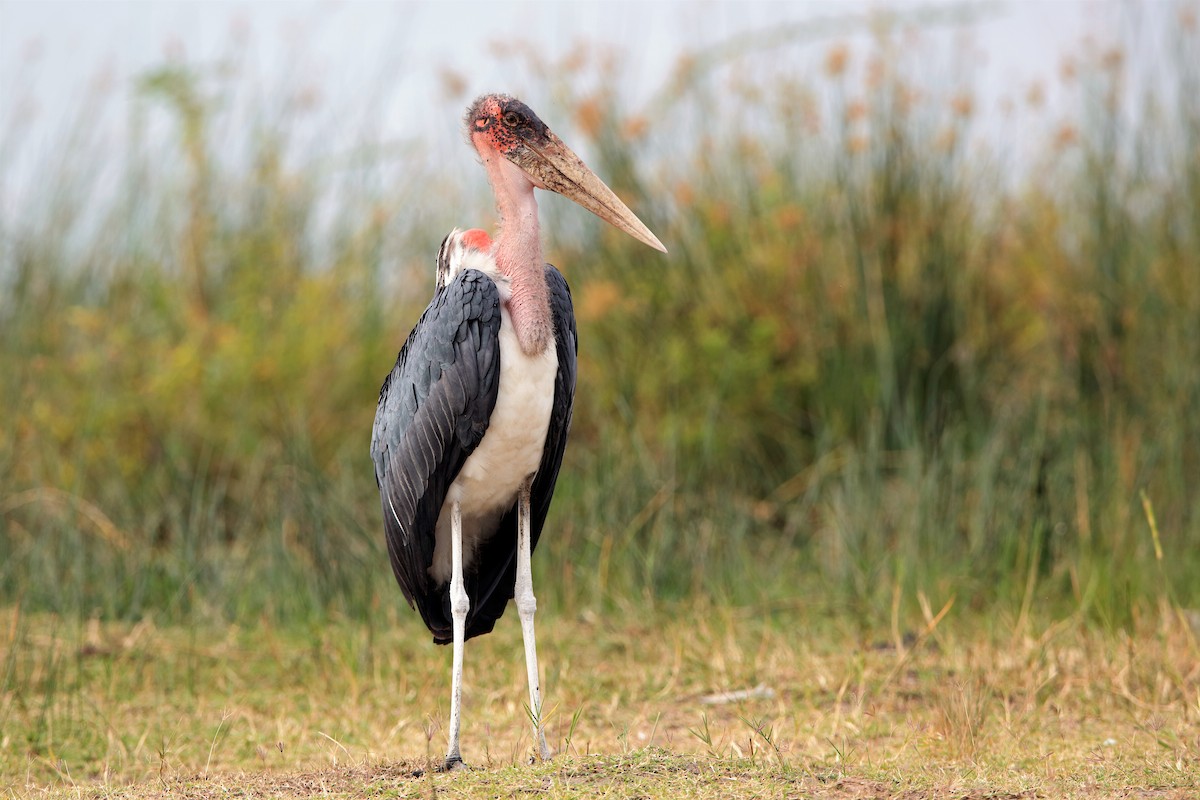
[369,94,665,770]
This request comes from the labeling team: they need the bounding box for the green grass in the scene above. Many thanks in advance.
[4,19,1199,626]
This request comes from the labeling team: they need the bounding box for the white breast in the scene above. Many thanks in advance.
[427,266,558,585]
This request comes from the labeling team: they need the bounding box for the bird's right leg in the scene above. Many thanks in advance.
[444,498,469,771]
[515,478,551,761]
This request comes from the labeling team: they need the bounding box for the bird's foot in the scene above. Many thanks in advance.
[528,740,553,764]
[438,755,468,772]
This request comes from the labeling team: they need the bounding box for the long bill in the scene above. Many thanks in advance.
[510,130,668,254]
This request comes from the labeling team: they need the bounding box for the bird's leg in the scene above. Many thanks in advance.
[515,477,551,761]
[444,498,469,771]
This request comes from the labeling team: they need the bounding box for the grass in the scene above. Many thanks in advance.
[2,603,1197,798]
[2,10,1200,633]
[3,8,1199,626]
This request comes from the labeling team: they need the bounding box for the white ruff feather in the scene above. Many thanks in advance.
[429,230,558,585]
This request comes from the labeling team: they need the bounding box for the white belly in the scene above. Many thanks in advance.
[428,302,558,585]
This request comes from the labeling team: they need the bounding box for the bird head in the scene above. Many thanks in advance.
[465,94,666,253]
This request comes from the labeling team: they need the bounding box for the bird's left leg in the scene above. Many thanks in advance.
[515,477,551,761]
[444,498,469,771]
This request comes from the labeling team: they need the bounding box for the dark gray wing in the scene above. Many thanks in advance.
[370,269,502,639]
[460,264,577,641]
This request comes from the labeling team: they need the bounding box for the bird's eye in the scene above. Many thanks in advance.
[502,111,522,127]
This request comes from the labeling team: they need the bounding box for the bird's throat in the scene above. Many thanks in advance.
[485,153,553,357]
[497,223,552,357]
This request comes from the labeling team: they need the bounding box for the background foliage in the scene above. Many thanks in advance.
[2,11,1198,636]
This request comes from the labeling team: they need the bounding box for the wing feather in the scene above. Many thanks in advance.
[370,269,502,637]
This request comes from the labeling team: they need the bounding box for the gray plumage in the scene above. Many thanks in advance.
[370,253,577,644]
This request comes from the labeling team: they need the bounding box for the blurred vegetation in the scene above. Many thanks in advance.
[2,9,1198,635]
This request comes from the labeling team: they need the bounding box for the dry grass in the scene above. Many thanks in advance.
[2,602,1197,799]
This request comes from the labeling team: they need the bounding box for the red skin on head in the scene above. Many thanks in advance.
[468,94,532,158]
[464,94,553,357]
[461,228,493,252]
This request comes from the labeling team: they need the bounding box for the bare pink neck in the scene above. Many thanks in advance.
[483,154,553,356]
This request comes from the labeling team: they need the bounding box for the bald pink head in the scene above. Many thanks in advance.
[465,94,549,161]
[464,93,666,254]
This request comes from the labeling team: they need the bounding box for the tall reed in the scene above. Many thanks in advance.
[2,11,1197,629]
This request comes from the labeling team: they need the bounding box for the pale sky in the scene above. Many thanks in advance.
[0,1,1177,229]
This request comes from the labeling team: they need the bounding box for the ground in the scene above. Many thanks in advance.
[2,602,1197,799]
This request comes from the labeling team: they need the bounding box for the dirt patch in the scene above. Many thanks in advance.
[67,753,1197,800]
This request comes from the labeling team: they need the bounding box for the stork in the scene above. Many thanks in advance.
[369,94,665,770]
